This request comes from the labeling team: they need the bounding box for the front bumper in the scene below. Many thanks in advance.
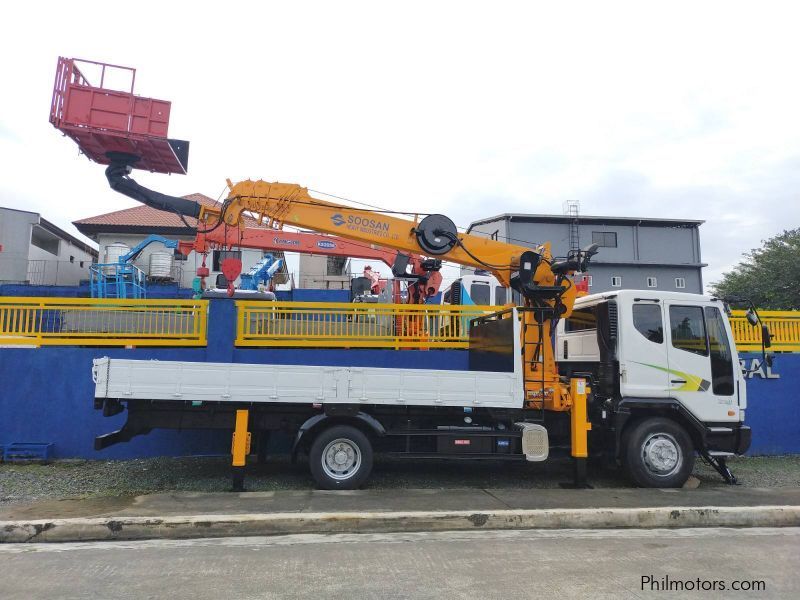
[706,424,751,455]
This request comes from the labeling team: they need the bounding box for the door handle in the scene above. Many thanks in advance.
[671,379,687,384]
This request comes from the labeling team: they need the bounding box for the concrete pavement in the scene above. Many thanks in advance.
[1,527,798,599]
[2,487,800,543]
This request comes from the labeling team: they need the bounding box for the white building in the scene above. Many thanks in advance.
[73,193,288,290]
[0,207,98,285]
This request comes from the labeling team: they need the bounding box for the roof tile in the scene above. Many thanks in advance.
[73,194,260,229]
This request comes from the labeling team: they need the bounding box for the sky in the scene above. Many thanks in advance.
[1,1,798,290]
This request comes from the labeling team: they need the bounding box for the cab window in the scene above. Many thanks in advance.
[633,304,663,343]
[705,306,735,395]
[565,307,597,332]
[495,286,507,305]
[669,305,708,356]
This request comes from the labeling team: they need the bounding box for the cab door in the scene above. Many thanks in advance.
[665,301,737,423]
[621,300,669,397]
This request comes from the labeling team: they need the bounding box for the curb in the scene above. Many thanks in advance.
[2,505,799,543]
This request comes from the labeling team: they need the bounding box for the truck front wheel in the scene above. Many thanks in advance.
[623,417,694,488]
[309,425,374,490]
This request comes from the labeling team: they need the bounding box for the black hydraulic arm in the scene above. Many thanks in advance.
[105,152,202,220]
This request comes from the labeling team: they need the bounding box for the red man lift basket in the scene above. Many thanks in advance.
[50,57,189,174]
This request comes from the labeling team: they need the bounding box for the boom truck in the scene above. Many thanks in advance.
[52,57,762,489]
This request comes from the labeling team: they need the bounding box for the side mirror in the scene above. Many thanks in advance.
[746,309,758,326]
[762,325,772,348]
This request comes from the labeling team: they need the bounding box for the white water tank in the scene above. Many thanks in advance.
[149,251,173,279]
[103,242,130,274]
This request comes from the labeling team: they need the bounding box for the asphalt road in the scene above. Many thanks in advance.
[1,528,798,599]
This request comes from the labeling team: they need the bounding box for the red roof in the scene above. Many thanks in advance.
[73,193,260,235]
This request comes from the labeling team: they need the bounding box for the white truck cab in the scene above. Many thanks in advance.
[556,290,751,487]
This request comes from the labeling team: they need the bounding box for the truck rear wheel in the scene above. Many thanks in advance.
[309,425,373,490]
[623,417,694,488]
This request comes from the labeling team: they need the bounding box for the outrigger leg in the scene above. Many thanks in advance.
[231,409,251,492]
[702,451,738,485]
[561,377,593,489]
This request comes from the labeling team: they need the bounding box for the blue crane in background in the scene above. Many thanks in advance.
[90,235,181,299]
[238,253,283,291]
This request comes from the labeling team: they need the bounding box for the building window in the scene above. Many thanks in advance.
[80,261,85,268]
[30,226,60,256]
[675,277,686,289]
[611,276,622,287]
[69,255,75,263]
[647,277,657,288]
[174,248,188,262]
[592,231,617,248]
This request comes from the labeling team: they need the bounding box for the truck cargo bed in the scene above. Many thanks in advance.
[92,358,524,409]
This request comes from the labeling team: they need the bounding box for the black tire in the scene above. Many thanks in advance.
[309,425,374,490]
[623,417,694,488]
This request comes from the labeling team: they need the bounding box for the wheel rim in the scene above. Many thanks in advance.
[641,432,682,476]
[321,438,362,481]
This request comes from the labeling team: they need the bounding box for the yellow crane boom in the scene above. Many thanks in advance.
[202,179,548,289]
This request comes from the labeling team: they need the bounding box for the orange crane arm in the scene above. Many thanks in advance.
[179,225,443,301]
[182,226,400,270]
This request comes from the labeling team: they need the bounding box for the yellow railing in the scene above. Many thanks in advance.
[236,301,498,349]
[730,310,800,352]
[0,297,208,346]
[2,297,796,352]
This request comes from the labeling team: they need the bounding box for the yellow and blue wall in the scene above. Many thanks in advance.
[0,297,797,458]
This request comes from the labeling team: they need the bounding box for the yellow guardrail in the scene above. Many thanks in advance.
[730,310,800,352]
[236,301,498,349]
[2,297,796,352]
[0,297,208,346]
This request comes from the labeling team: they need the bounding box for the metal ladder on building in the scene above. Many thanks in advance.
[563,199,580,253]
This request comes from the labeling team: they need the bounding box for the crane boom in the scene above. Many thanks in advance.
[204,179,547,289]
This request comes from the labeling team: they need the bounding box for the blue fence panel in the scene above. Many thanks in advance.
[739,352,800,455]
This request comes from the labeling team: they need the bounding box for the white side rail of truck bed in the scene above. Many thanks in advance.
[92,358,525,409]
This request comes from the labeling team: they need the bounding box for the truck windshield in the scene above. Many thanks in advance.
[470,283,491,305]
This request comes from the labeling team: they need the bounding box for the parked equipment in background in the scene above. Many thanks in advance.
[442,272,509,307]
[90,235,179,298]
[179,225,442,303]
[237,253,283,291]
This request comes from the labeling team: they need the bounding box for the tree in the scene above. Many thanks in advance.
[710,228,800,310]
